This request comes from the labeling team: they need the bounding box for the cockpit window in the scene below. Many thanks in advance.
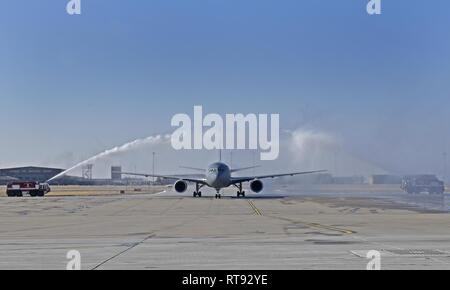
[208,164,227,174]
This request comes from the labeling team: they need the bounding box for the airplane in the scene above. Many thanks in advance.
[119,161,326,199]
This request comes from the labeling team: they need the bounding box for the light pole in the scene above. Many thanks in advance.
[334,148,339,177]
[443,152,447,185]
[252,151,256,175]
[152,152,156,185]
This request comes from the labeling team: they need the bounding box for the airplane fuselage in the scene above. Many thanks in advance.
[205,162,232,189]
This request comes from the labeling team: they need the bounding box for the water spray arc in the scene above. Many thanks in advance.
[47,135,170,182]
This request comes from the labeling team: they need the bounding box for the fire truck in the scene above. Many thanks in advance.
[6,181,51,197]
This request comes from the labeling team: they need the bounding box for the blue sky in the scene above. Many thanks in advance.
[1,0,450,176]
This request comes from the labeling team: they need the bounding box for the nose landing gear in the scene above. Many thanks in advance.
[215,189,222,199]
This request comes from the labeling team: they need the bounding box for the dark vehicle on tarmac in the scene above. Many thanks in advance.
[6,181,51,197]
[401,175,445,195]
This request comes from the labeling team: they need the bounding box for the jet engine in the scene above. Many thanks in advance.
[174,180,188,193]
[250,179,264,193]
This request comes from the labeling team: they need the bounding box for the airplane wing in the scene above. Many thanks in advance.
[179,166,205,172]
[230,165,260,173]
[120,171,208,184]
[230,170,327,184]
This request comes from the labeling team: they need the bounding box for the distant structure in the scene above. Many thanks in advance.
[81,164,93,180]
[333,176,365,185]
[294,174,365,185]
[111,166,122,181]
[0,165,155,186]
[275,174,365,185]
[276,173,334,185]
[0,166,64,184]
[369,175,402,185]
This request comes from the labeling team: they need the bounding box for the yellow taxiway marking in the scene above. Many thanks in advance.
[268,216,356,235]
[247,200,263,216]
[304,222,355,235]
[246,200,353,234]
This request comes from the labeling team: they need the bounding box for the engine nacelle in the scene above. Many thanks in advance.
[174,180,188,193]
[250,179,264,193]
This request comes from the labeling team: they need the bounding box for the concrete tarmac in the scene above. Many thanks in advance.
[0,186,449,270]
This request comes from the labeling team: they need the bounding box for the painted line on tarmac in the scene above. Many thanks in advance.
[91,233,156,270]
[268,215,356,235]
[248,200,263,216]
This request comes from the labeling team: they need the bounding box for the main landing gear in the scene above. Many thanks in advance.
[234,182,245,198]
[193,183,204,198]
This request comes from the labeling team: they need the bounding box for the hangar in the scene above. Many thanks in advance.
[0,167,64,185]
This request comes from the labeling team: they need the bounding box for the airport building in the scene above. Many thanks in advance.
[0,165,154,186]
[332,176,365,185]
[369,174,402,185]
[0,166,65,184]
[111,166,122,180]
